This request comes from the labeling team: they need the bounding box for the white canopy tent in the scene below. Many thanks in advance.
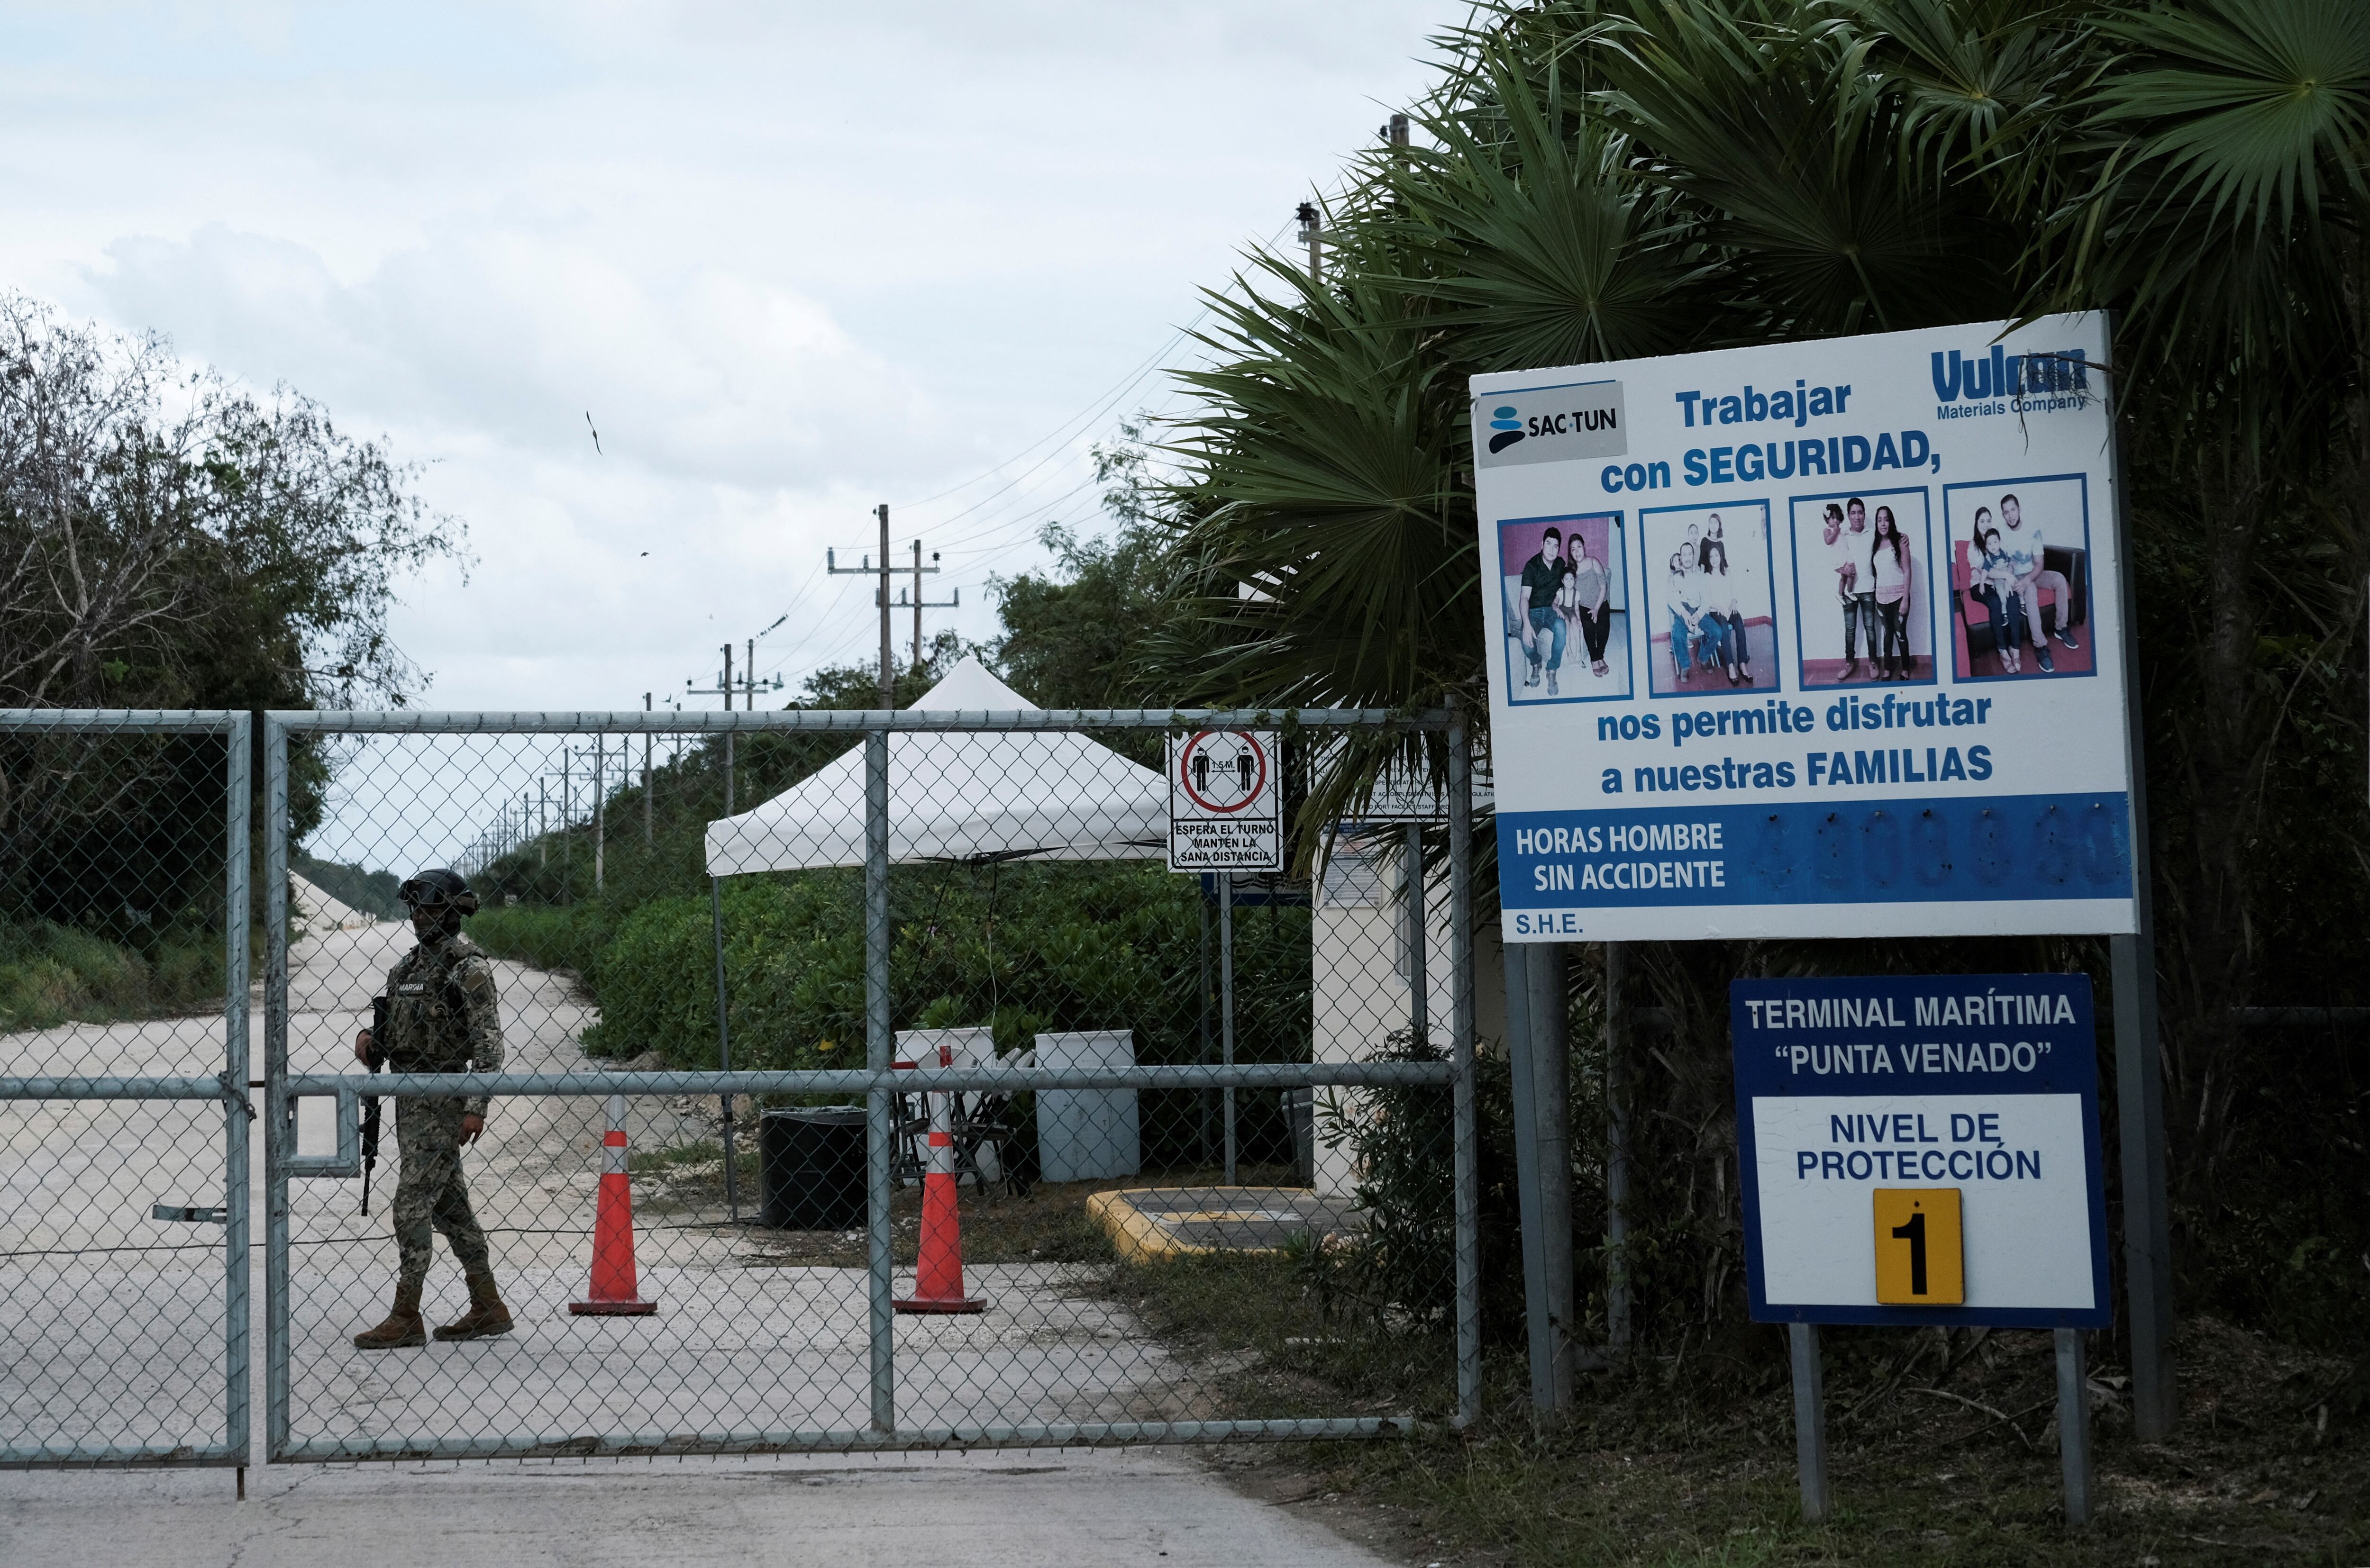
[702,657,1167,875]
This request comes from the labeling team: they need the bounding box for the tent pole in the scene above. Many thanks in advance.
[712,876,736,1222]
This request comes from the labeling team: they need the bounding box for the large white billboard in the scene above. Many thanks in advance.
[1474,315,2136,943]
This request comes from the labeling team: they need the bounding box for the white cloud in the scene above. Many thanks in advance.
[91,221,928,486]
[0,0,1454,711]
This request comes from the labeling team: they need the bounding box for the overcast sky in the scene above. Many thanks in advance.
[0,0,1452,712]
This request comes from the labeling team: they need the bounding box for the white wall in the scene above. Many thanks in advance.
[1311,833,1460,1198]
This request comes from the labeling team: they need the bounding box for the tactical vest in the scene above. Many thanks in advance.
[384,936,488,1072]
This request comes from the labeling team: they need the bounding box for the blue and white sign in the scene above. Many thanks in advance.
[1475,315,2135,941]
[1732,973,2110,1329]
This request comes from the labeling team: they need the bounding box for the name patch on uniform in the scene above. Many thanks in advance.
[397,983,427,995]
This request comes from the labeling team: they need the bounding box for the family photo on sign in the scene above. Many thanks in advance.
[1497,513,1630,702]
[1789,490,1934,688]
[1643,503,1778,695]
[1945,477,2093,680]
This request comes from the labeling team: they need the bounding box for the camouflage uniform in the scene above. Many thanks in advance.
[382,930,505,1289]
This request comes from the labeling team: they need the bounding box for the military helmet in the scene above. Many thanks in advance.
[398,868,480,916]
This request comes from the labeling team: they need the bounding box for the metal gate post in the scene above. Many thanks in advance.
[1404,822,1427,1043]
[863,725,894,1433]
[1447,712,1482,1427]
[262,716,292,1459]
[222,712,253,1471]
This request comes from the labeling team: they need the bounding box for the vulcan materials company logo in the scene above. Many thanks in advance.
[1474,380,1627,470]
[1930,345,2094,422]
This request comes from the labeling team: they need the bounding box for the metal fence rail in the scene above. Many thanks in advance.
[0,710,249,1470]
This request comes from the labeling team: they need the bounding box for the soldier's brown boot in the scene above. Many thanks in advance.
[434,1271,513,1341]
[353,1281,426,1350]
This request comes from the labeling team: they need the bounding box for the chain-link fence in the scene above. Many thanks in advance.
[0,711,251,1468]
[4,702,1475,1467]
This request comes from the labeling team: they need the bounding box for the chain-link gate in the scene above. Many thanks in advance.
[251,700,1465,1459]
[0,710,252,1469]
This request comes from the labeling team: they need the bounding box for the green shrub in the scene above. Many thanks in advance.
[465,863,1314,1108]
[0,918,227,1030]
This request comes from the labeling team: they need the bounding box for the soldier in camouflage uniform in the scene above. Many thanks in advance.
[351,868,512,1350]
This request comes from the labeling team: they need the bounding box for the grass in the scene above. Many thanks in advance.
[0,919,231,1031]
[1231,1314,2369,1566]
[621,1134,2369,1563]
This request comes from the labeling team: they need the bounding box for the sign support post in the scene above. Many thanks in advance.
[1501,943,1552,1407]
[2111,930,2173,1439]
[1220,870,1237,1184]
[2055,1329,2094,1524]
[1604,942,1632,1351]
[1504,942,1575,1410]
[1788,1323,1829,1523]
[1526,945,1574,1405]
[2106,391,2177,1442]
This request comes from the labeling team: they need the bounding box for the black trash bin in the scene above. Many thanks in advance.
[758,1107,866,1230]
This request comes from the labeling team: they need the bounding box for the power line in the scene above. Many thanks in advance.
[696,208,1319,700]
[891,317,1202,515]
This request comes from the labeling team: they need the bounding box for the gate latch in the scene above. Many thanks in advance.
[152,1204,228,1224]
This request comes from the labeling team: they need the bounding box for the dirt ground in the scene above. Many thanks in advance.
[1195,1314,2367,1567]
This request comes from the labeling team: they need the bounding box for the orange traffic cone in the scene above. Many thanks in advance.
[895,1045,985,1315]
[571,1094,657,1316]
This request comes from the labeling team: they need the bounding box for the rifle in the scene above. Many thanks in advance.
[361,995,387,1215]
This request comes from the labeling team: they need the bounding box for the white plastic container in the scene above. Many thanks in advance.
[1033,1030,1141,1184]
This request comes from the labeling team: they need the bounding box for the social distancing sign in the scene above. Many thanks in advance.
[1167,730,1280,872]
[1732,973,2108,1328]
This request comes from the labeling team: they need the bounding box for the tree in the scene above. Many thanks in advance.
[0,293,463,710]
[0,293,465,932]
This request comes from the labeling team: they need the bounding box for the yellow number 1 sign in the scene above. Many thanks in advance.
[1873,1188,1965,1305]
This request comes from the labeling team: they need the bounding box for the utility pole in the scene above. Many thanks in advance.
[827,505,898,707]
[686,644,740,815]
[1296,201,1322,284]
[592,741,607,894]
[877,504,891,706]
[897,539,956,671]
[560,746,574,904]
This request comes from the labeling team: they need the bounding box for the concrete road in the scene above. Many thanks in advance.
[5,881,1210,1457]
[0,1449,1395,1568]
[6,884,1390,1566]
